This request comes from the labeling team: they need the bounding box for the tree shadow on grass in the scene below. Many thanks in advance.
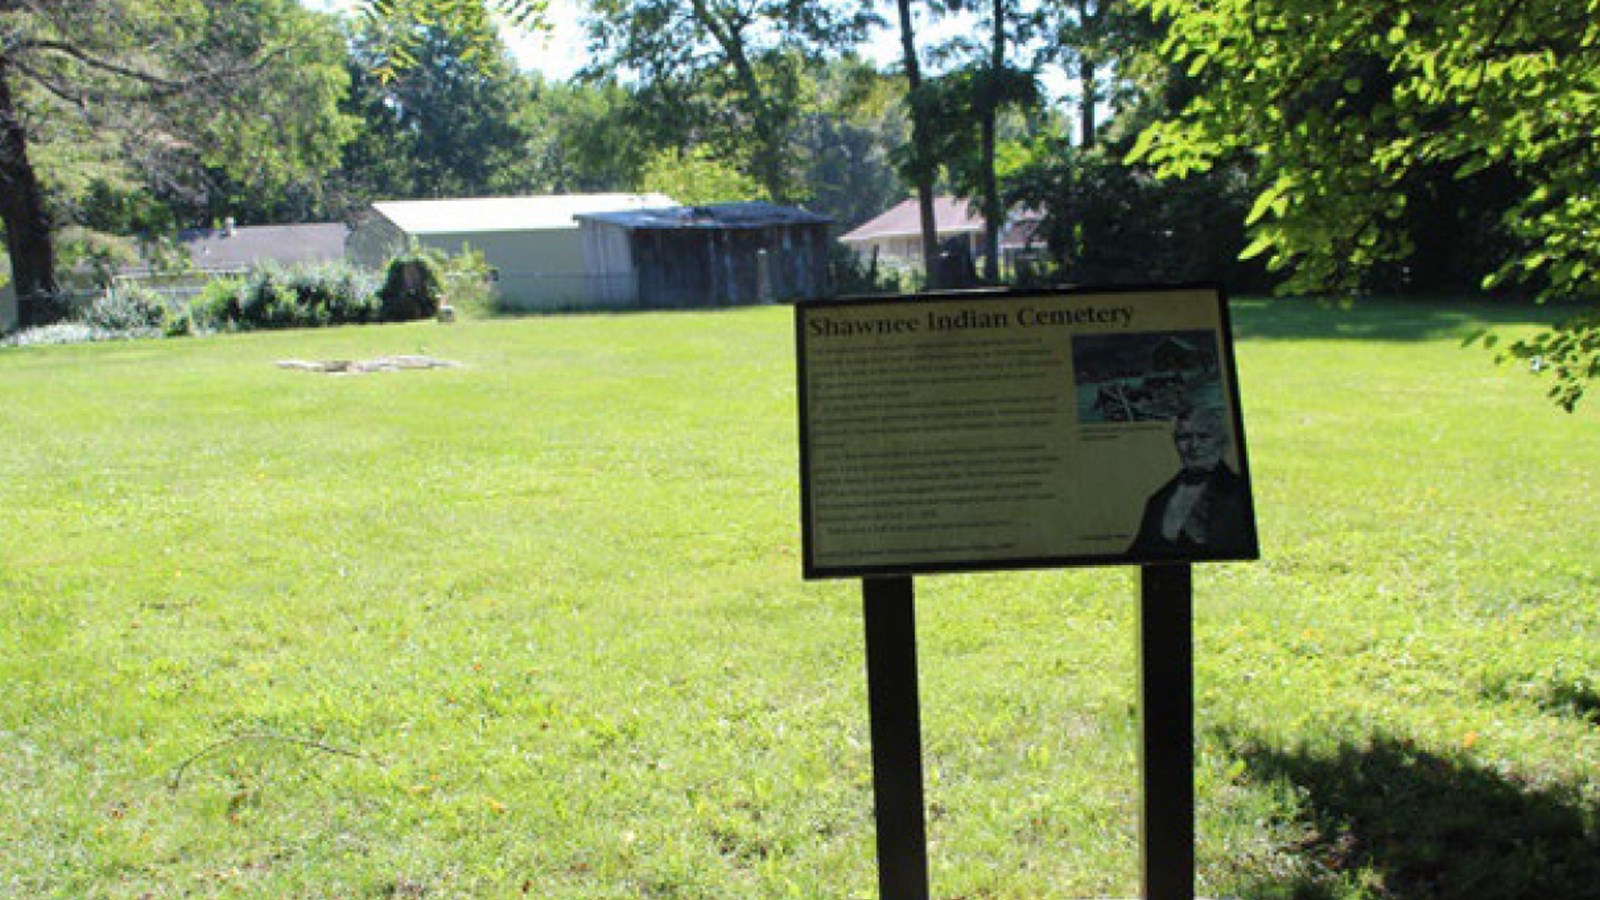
[1226,296,1586,344]
[1223,732,1600,899]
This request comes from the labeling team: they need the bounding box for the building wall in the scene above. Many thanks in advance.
[626,223,832,308]
[844,231,980,264]
[578,221,638,306]
[345,216,408,271]
[409,229,598,310]
[351,212,620,310]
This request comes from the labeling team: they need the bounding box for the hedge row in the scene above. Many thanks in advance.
[194,256,440,331]
[5,256,456,347]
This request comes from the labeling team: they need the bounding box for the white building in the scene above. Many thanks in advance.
[346,193,674,310]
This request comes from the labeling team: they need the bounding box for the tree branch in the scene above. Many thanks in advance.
[8,57,90,109]
[16,37,291,102]
[167,732,384,792]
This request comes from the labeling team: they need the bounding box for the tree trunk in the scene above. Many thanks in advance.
[897,0,942,289]
[691,0,789,204]
[1079,53,1097,149]
[0,55,60,328]
[979,0,1004,283]
[1077,0,1098,150]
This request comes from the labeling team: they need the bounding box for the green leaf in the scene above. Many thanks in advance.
[1239,233,1277,260]
[1245,188,1281,226]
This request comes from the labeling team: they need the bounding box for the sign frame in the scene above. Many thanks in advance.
[796,283,1259,580]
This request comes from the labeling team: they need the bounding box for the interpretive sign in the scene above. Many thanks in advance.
[796,285,1258,579]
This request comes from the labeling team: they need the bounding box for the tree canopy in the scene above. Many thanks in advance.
[581,0,877,202]
[0,0,354,325]
[342,7,531,199]
[1128,0,1600,408]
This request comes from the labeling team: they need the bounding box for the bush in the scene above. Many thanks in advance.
[193,263,380,332]
[1,285,169,346]
[313,266,381,325]
[422,244,498,317]
[830,242,913,297]
[190,276,245,331]
[82,285,170,333]
[378,255,443,322]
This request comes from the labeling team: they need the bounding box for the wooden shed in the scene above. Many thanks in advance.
[577,202,833,308]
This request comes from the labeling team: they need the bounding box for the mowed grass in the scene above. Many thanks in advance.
[1,298,1596,898]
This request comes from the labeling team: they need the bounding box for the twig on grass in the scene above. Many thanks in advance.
[167,732,384,792]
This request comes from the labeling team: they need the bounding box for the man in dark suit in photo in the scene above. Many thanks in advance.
[1129,405,1254,559]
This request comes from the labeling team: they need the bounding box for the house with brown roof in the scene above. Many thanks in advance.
[838,196,1042,270]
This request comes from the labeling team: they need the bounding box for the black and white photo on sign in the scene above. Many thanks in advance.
[1126,404,1253,558]
[1072,330,1223,423]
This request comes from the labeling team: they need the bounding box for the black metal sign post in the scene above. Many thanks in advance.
[1138,563,1195,900]
[862,575,931,900]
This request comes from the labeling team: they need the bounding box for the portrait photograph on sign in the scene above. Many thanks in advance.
[795,284,1259,578]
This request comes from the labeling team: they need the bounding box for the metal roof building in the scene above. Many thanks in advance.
[346,193,675,310]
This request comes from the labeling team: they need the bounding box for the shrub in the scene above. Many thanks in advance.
[82,285,170,333]
[190,276,245,331]
[2,285,169,346]
[194,263,380,332]
[378,255,443,322]
[3,321,103,347]
[316,266,381,325]
[830,243,911,297]
[421,244,498,318]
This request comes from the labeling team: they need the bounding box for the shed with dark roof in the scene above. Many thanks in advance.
[577,202,833,308]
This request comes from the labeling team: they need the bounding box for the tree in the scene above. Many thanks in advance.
[639,145,767,204]
[342,9,531,199]
[507,76,650,194]
[1044,0,1155,150]
[0,0,354,328]
[970,0,1031,280]
[1004,0,1263,287]
[353,0,548,79]
[793,58,907,230]
[582,0,876,203]
[893,0,943,280]
[898,0,1041,284]
[1128,0,1600,409]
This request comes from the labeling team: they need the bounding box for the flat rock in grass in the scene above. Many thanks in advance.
[275,356,460,375]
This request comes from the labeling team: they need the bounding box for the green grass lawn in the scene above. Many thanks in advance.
[2,297,1596,898]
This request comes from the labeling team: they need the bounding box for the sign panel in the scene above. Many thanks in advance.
[796,285,1258,579]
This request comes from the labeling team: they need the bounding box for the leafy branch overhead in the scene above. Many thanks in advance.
[1127,0,1600,408]
[357,0,549,78]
